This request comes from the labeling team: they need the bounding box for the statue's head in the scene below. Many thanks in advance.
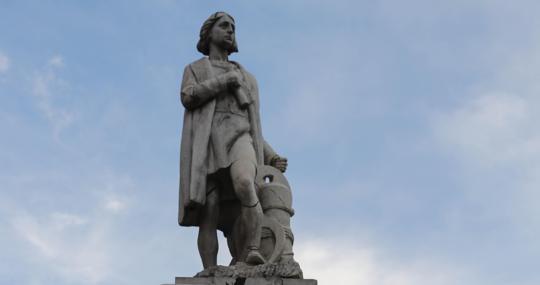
[197,12,239,56]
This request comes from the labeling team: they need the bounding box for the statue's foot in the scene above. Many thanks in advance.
[245,249,266,265]
[194,266,216,277]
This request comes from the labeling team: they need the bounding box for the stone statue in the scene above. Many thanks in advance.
[175,12,315,284]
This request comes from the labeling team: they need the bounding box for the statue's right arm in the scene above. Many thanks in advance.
[180,65,235,110]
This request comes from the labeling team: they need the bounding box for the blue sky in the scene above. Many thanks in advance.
[1,1,540,284]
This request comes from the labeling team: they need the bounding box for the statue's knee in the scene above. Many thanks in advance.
[234,181,256,203]
[234,175,253,192]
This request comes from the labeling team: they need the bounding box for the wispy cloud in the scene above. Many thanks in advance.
[434,92,540,166]
[0,51,9,73]
[48,55,65,68]
[10,210,109,284]
[103,195,128,213]
[0,167,139,284]
[432,20,540,169]
[50,212,88,230]
[31,55,75,137]
[296,238,474,285]
[0,165,198,285]
[431,27,540,247]
[433,89,540,241]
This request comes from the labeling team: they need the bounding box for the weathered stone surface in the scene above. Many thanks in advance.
[244,278,317,285]
[167,277,317,285]
[168,12,317,285]
[178,11,294,270]
[195,260,303,279]
[174,277,213,284]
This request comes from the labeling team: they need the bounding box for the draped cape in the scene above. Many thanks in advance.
[178,57,275,227]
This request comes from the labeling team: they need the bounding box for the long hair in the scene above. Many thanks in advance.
[197,12,239,56]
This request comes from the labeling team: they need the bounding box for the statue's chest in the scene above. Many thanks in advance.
[211,62,248,116]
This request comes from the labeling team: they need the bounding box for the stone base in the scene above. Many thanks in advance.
[165,277,317,285]
[195,261,303,279]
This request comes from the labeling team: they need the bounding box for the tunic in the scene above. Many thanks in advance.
[207,60,254,174]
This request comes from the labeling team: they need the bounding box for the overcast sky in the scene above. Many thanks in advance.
[1,1,540,284]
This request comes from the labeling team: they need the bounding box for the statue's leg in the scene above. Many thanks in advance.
[230,158,265,265]
[198,185,220,269]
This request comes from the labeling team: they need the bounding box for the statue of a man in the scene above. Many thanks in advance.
[178,12,288,269]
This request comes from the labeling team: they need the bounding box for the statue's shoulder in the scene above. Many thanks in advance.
[184,57,211,82]
[188,57,209,69]
[184,57,209,72]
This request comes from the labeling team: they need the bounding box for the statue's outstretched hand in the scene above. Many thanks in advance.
[271,156,288,173]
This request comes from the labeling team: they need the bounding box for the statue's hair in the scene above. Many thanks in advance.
[197,12,239,56]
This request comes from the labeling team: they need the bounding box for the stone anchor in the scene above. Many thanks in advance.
[228,165,297,266]
[257,165,296,264]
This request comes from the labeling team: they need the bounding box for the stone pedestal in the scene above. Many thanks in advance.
[164,277,317,285]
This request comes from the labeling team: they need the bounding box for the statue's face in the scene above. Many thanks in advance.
[209,15,236,52]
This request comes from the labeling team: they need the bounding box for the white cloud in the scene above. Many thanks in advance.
[12,213,58,258]
[51,212,87,230]
[48,55,65,68]
[431,0,540,170]
[10,210,110,285]
[295,238,474,285]
[430,25,540,245]
[434,92,540,167]
[0,166,149,284]
[433,90,540,240]
[98,173,134,213]
[31,55,75,136]
[0,52,9,73]
[104,196,127,212]
[431,13,540,169]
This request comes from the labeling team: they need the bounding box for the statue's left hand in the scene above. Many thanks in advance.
[271,156,288,173]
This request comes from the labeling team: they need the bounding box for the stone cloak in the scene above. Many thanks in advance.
[178,57,275,227]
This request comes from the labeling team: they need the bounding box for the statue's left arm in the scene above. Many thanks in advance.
[264,140,288,173]
[263,140,277,165]
[246,69,288,173]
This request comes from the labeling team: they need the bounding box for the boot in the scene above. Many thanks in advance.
[243,201,266,265]
[246,246,266,265]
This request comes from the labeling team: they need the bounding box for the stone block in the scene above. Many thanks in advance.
[244,278,317,285]
[166,277,317,285]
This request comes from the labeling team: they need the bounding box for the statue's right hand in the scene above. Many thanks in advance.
[223,71,242,88]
